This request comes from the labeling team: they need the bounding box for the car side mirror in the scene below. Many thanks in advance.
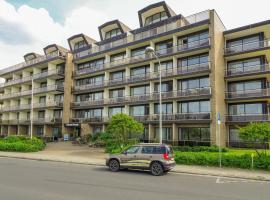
[122,150,127,155]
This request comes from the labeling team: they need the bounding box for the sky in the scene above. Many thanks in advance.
[1,0,270,69]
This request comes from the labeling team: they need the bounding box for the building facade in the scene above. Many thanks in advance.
[0,1,269,147]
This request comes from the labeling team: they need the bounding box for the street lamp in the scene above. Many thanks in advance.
[30,78,33,139]
[145,46,162,144]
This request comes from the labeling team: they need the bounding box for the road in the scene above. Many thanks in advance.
[0,157,269,200]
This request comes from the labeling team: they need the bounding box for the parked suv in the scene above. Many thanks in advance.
[106,143,176,176]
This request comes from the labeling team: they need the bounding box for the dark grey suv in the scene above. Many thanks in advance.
[106,143,176,176]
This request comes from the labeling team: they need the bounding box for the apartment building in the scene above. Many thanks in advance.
[0,1,269,147]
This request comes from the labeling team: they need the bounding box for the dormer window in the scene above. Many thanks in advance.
[145,11,168,26]
[74,40,87,50]
[105,28,121,39]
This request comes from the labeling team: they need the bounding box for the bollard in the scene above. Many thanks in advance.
[251,153,254,169]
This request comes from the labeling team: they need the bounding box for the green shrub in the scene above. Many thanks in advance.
[0,136,45,152]
[173,145,228,153]
[174,152,270,170]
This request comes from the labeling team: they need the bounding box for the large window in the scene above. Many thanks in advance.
[227,57,264,74]
[178,54,209,68]
[154,60,173,72]
[110,70,125,80]
[104,28,121,40]
[74,40,87,50]
[130,85,149,96]
[76,92,103,102]
[36,126,44,136]
[228,103,265,115]
[154,81,173,92]
[76,75,104,86]
[38,111,45,119]
[144,11,168,26]
[131,46,147,57]
[178,31,209,47]
[229,127,242,141]
[54,94,64,102]
[178,77,209,90]
[110,52,126,62]
[228,80,264,92]
[108,107,125,117]
[154,127,172,141]
[178,100,210,113]
[226,34,261,52]
[130,105,149,116]
[39,96,46,103]
[75,108,103,118]
[77,58,105,71]
[155,40,173,53]
[130,65,150,77]
[109,88,124,98]
[179,127,210,141]
[154,103,173,114]
[54,110,62,119]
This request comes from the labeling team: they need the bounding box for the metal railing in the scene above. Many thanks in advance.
[74,10,210,59]
[226,114,269,122]
[72,87,211,107]
[0,50,66,76]
[226,88,270,99]
[225,63,270,76]
[225,39,270,54]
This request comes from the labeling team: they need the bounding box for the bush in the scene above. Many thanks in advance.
[0,136,45,152]
[173,145,228,153]
[174,152,270,170]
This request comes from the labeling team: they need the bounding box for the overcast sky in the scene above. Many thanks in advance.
[1,0,270,69]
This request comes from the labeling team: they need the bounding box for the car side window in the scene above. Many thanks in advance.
[126,146,140,154]
[141,146,154,154]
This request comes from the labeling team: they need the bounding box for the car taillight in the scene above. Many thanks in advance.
[163,153,169,160]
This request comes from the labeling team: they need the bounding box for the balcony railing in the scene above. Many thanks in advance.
[0,84,64,100]
[226,88,270,99]
[0,104,31,112]
[225,39,270,54]
[33,101,63,109]
[74,10,210,59]
[33,117,62,124]
[74,63,210,92]
[226,114,269,122]
[0,50,66,76]
[72,88,211,107]
[225,63,270,77]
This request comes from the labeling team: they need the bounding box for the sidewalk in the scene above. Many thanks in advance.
[0,142,269,181]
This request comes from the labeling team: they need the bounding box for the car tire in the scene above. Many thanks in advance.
[150,162,164,176]
[108,159,120,172]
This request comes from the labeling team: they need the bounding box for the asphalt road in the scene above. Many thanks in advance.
[0,157,269,200]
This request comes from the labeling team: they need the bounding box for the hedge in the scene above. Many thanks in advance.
[0,136,45,152]
[174,152,270,170]
[173,145,228,153]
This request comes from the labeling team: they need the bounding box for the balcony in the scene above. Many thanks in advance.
[225,63,270,77]
[74,10,210,60]
[33,117,62,124]
[225,39,270,55]
[72,99,104,107]
[226,88,270,100]
[226,114,269,122]
[0,104,31,112]
[72,117,104,123]
[0,50,66,76]
[74,64,105,76]
[33,101,63,109]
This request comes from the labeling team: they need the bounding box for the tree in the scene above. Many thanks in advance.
[239,122,270,157]
[100,113,144,153]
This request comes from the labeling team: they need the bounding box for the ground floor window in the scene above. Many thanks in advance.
[179,127,210,141]
[93,126,102,134]
[140,127,149,140]
[154,127,172,141]
[52,127,61,138]
[36,126,44,136]
[229,127,242,141]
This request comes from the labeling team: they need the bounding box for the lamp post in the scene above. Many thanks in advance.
[145,47,162,144]
[30,78,33,139]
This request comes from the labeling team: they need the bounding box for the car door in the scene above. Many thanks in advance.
[120,146,141,168]
[140,146,155,168]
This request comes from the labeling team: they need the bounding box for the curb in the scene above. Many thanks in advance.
[1,155,269,182]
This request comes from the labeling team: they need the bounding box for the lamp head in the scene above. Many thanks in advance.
[145,46,155,55]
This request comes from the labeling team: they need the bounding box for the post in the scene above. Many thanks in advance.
[217,112,221,168]
[158,57,162,144]
[30,78,34,139]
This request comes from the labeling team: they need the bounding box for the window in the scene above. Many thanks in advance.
[74,40,87,50]
[27,112,30,120]
[154,60,173,72]
[154,127,172,140]
[110,52,126,62]
[178,100,210,113]
[154,103,173,114]
[130,105,149,116]
[131,46,147,57]
[126,146,140,154]
[110,70,125,80]
[76,92,103,102]
[75,108,103,118]
[39,96,46,103]
[77,58,105,71]
[227,34,261,52]
[54,110,62,119]
[38,111,45,119]
[229,128,242,141]
[36,126,44,136]
[155,40,173,54]
[178,31,209,47]
[179,127,210,141]
[154,81,173,92]
[227,57,264,74]
[108,107,125,117]
[40,82,47,88]
[144,11,168,26]
[109,88,124,98]
[130,65,150,77]
[130,85,149,96]
[54,94,64,102]
[76,75,104,86]
[228,80,264,92]
[104,28,121,39]
[93,126,102,134]
[178,54,209,68]
[229,103,265,115]
[178,77,209,90]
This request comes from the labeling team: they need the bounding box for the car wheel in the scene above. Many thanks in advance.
[150,162,164,176]
[108,159,120,172]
